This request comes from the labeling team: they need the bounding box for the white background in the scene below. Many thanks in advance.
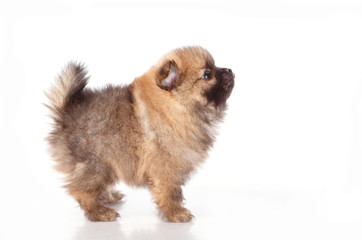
[1,0,362,239]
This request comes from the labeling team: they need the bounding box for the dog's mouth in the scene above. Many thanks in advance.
[205,68,234,107]
[220,68,234,99]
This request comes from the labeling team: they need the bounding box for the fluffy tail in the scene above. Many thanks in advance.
[45,62,89,118]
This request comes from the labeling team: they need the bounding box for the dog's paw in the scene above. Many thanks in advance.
[86,206,120,222]
[162,207,194,223]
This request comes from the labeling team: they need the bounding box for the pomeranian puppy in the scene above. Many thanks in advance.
[46,46,234,222]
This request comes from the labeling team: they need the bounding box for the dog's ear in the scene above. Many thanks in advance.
[156,60,179,91]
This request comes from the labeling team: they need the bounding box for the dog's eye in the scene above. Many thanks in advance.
[202,71,211,80]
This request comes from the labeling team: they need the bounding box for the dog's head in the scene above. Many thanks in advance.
[155,46,234,111]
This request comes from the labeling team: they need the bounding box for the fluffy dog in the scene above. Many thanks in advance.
[46,46,234,222]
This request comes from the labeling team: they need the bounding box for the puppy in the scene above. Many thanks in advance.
[46,46,234,222]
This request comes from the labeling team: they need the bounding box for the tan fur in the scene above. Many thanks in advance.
[46,46,234,222]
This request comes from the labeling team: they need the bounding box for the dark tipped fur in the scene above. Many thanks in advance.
[205,68,235,108]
